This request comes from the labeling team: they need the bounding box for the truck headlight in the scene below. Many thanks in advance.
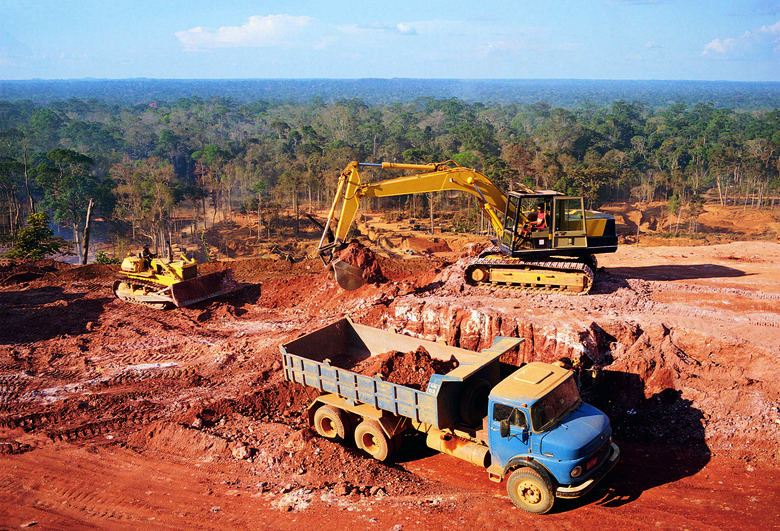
[570,465,582,478]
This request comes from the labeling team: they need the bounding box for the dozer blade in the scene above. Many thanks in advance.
[331,259,365,291]
[169,270,238,307]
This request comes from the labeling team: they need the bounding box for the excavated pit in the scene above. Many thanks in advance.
[1,238,779,528]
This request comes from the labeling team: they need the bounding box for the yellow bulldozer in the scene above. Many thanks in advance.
[113,250,237,309]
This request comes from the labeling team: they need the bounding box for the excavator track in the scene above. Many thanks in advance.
[112,279,174,309]
[464,248,595,294]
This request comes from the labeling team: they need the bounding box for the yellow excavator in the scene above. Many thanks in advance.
[318,160,618,294]
[113,251,237,309]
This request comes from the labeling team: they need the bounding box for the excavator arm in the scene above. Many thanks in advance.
[319,161,508,259]
[317,160,510,290]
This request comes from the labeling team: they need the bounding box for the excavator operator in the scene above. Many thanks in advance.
[520,204,548,239]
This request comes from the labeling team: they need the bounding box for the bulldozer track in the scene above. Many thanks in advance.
[464,249,594,294]
[112,278,173,309]
[0,440,34,455]
[46,414,154,444]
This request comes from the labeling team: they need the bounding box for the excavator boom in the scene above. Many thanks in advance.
[320,160,507,254]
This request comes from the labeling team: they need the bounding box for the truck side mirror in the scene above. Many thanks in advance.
[500,418,510,438]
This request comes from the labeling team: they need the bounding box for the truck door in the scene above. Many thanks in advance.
[488,402,531,469]
[552,197,587,250]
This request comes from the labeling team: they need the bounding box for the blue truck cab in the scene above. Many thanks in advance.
[485,362,619,513]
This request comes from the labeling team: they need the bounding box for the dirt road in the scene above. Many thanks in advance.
[1,240,779,529]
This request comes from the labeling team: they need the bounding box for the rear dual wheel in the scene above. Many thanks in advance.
[354,420,392,461]
[313,406,352,441]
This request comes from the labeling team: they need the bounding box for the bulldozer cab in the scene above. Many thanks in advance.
[500,193,588,255]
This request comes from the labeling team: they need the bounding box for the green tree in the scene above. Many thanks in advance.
[5,211,70,259]
[36,148,114,264]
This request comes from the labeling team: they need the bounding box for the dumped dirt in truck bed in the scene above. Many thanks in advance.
[1,237,779,529]
[350,346,459,390]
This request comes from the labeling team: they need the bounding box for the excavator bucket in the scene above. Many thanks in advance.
[331,259,365,291]
[169,270,239,307]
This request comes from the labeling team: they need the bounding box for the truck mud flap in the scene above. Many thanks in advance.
[169,270,239,307]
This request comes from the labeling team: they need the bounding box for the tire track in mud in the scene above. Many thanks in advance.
[8,457,144,525]
[0,359,210,455]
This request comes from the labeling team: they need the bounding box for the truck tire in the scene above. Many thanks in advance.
[460,378,491,427]
[506,468,555,514]
[313,405,348,440]
[354,420,391,461]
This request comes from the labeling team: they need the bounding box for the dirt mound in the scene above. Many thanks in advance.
[401,236,452,254]
[351,346,458,391]
[337,240,386,284]
[51,263,117,282]
[0,258,73,285]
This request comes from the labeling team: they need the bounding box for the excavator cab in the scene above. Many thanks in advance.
[500,193,588,257]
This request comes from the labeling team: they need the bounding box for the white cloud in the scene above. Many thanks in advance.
[395,23,417,35]
[702,19,780,57]
[175,14,315,51]
[347,22,419,35]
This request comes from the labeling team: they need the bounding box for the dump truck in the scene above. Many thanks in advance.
[318,161,618,293]
[113,252,238,309]
[280,318,619,514]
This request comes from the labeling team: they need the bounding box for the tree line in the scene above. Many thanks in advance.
[0,94,778,261]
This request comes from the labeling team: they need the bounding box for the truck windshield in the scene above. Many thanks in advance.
[530,376,581,432]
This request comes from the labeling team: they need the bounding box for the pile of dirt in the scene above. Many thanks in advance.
[337,240,386,284]
[0,258,73,285]
[351,346,458,390]
[401,236,452,255]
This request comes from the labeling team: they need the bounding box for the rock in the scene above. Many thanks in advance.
[230,442,250,460]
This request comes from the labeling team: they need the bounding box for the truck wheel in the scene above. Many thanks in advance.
[506,468,554,514]
[313,405,348,440]
[460,378,491,427]
[354,420,391,461]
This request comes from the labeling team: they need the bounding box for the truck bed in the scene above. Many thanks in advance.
[280,318,521,430]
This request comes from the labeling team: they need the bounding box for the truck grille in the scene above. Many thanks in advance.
[586,440,611,472]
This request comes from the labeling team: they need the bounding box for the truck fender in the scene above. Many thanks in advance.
[503,456,555,488]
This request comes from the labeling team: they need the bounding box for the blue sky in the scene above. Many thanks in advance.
[1,0,779,81]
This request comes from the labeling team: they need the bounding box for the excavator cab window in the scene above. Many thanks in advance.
[554,198,586,232]
[500,195,520,249]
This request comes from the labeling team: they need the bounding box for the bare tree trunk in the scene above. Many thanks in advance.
[81,198,94,265]
[73,222,82,261]
[6,193,13,236]
[23,145,35,213]
[675,208,682,235]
